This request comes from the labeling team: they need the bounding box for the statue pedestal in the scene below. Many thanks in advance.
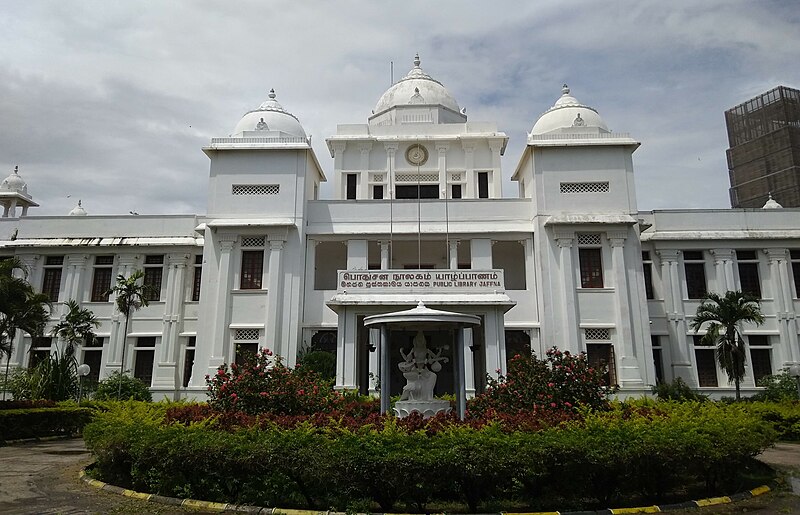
[394,399,451,419]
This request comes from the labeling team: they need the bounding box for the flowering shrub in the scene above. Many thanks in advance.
[468,346,616,418]
[205,347,344,415]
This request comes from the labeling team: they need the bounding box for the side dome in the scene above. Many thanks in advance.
[69,199,88,216]
[0,166,30,197]
[531,85,609,135]
[232,89,307,138]
[373,54,461,115]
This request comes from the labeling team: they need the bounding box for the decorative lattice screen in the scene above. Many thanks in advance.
[371,174,384,182]
[240,236,265,248]
[577,233,602,246]
[450,173,463,182]
[232,184,280,195]
[560,182,609,194]
[585,328,611,341]
[395,173,439,183]
[234,329,260,341]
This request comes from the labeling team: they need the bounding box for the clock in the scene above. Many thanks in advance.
[405,144,429,166]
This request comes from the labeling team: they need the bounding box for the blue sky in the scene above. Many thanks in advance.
[0,1,798,215]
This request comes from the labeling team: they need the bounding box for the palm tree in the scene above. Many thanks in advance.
[50,299,100,358]
[106,270,152,399]
[0,257,52,400]
[690,290,765,400]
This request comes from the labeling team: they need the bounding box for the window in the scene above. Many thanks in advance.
[346,173,357,200]
[587,344,616,386]
[373,185,383,200]
[651,335,664,384]
[695,348,718,387]
[505,330,531,366]
[240,250,264,289]
[477,172,489,198]
[143,255,164,301]
[183,336,196,388]
[82,337,104,383]
[29,337,52,368]
[91,255,114,302]
[579,248,604,288]
[234,329,260,365]
[791,250,800,297]
[736,250,761,298]
[451,184,462,199]
[133,337,156,386]
[683,251,706,299]
[192,254,202,301]
[41,256,63,302]
[642,251,654,300]
[395,185,438,199]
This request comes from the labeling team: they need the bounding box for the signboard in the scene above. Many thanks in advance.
[337,269,505,294]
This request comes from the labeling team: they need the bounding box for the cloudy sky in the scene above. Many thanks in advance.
[1,1,798,216]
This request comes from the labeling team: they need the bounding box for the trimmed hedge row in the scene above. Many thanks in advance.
[0,407,93,442]
[83,401,776,513]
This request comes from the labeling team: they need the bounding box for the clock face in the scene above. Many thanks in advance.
[405,144,429,166]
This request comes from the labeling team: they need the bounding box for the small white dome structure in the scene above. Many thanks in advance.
[0,166,38,218]
[531,85,609,135]
[762,193,783,209]
[232,89,307,139]
[0,166,30,196]
[69,199,88,216]
[373,54,461,115]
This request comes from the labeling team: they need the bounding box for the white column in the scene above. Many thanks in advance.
[556,234,580,352]
[368,328,380,395]
[331,142,346,198]
[152,253,189,391]
[336,307,358,390]
[470,239,492,269]
[448,240,460,270]
[63,254,89,305]
[266,239,285,357]
[346,239,368,270]
[384,143,398,199]
[110,254,138,374]
[710,249,734,292]
[488,140,503,198]
[765,249,797,364]
[9,255,39,367]
[210,236,236,371]
[436,144,448,198]
[379,241,390,269]
[483,309,504,380]
[658,250,693,384]
[610,234,643,386]
[462,143,475,198]
[359,143,372,199]
[463,328,476,397]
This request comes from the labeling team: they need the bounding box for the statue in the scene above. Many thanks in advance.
[255,117,269,130]
[572,113,586,127]
[394,331,451,418]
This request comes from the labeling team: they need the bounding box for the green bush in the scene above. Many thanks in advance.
[753,372,799,402]
[7,354,79,401]
[652,377,708,402]
[94,372,152,401]
[0,406,93,442]
[83,401,776,512]
[206,348,341,415]
[739,401,800,441]
[468,347,615,418]
[296,350,336,381]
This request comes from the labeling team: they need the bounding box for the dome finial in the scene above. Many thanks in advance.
[413,53,421,67]
[268,88,276,99]
[562,84,570,95]
[762,191,783,209]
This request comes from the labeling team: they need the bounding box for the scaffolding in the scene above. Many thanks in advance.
[725,86,800,208]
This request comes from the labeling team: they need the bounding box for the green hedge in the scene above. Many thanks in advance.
[0,407,93,442]
[739,401,800,441]
[83,401,776,512]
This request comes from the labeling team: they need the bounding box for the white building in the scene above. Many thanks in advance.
[2,56,799,399]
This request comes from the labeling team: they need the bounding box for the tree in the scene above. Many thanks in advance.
[0,257,52,400]
[50,299,100,358]
[106,270,152,399]
[690,290,765,400]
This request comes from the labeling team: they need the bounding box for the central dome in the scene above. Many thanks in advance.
[373,54,461,115]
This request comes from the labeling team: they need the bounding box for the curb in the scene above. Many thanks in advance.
[79,468,772,514]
